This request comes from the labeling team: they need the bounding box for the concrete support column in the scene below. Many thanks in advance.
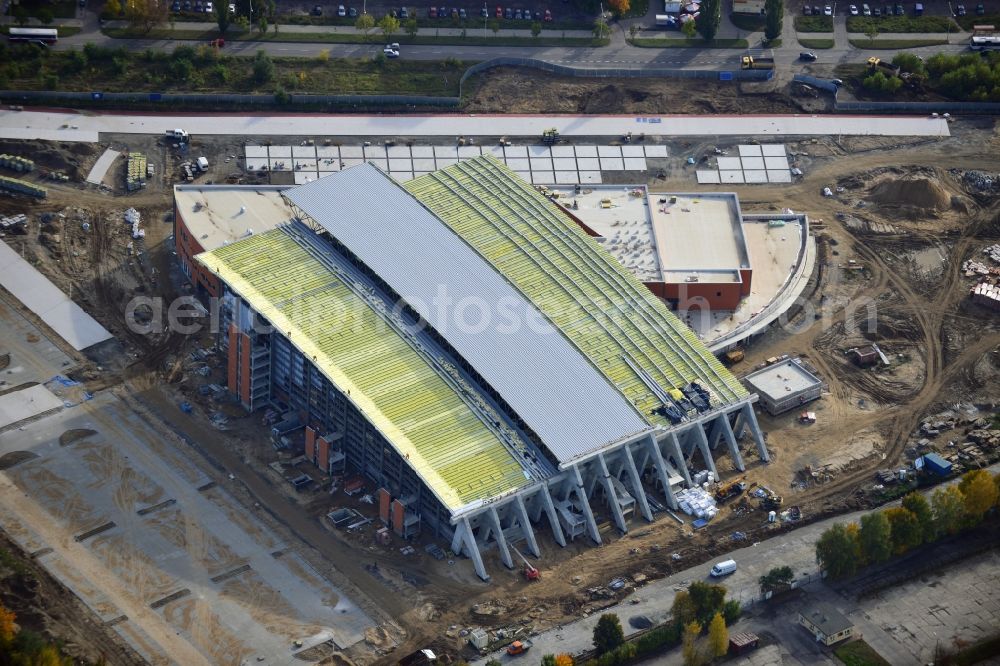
[742,402,770,462]
[488,507,513,570]
[732,409,747,439]
[515,495,540,558]
[668,431,692,486]
[707,417,725,450]
[598,453,628,534]
[646,434,679,510]
[572,465,602,544]
[719,412,746,472]
[622,446,653,521]
[459,518,489,581]
[692,423,718,479]
[539,484,566,547]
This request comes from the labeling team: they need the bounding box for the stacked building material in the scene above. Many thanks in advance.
[0,175,46,198]
[970,282,1000,311]
[0,154,34,173]
[676,486,719,520]
[0,214,28,231]
[125,208,144,239]
[126,153,147,192]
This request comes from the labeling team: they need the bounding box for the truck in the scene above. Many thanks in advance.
[655,13,678,27]
[866,57,900,76]
[507,640,534,656]
[741,55,775,70]
[165,128,189,142]
[196,156,209,172]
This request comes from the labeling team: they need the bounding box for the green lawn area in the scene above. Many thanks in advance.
[104,27,607,46]
[957,13,1000,30]
[847,14,958,32]
[281,12,591,31]
[937,633,1000,666]
[798,37,835,47]
[834,640,892,666]
[848,37,947,47]
[3,0,76,20]
[795,15,833,31]
[630,37,750,47]
[729,12,767,30]
[0,44,469,96]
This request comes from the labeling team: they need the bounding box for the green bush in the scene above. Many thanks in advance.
[794,15,832,31]
[847,14,955,32]
[252,50,274,83]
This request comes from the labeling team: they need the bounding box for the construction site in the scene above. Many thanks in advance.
[0,109,998,666]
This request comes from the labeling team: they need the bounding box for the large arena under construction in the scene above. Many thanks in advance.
[183,155,769,580]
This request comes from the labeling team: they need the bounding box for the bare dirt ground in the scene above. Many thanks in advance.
[463,69,829,115]
[0,113,999,665]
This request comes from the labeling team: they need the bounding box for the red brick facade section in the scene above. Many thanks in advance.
[377,488,391,524]
[174,206,220,297]
[304,426,316,460]
[227,323,238,394]
[391,499,405,536]
[239,333,251,406]
[316,437,330,473]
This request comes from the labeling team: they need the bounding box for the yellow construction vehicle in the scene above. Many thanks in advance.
[866,57,900,76]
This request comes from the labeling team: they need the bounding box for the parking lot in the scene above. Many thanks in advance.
[795,0,994,19]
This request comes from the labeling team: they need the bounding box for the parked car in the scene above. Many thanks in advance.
[914,2,922,14]
[459,7,466,17]
[976,2,985,13]
[171,1,180,10]
[710,560,737,577]
[803,4,812,13]
[383,46,399,57]
[429,6,437,15]
[831,77,844,86]
[504,6,512,17]
[823,4,832,14]
[193,0,202,11]
[480,6,488,16]
[337,4,346,15]
[400,6,409,17]
[496,4,502,16]
[203,1,213,12]
[873,8,880,16]
[862,3,871,14]
[543,8,552,19]
[894,3,904,15]
[311,4,322,14]
[209,37,225,47]
[182,0,191,10]
[849,4,858,14]
[349,6,357,15]
[799,51,817,60]
[956,3,966,14]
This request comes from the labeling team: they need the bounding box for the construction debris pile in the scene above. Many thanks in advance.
[0,214,28,232]
[984,244,1000,264]
[970,282,1000,311]
[963,259,994,276]
[958,170,999,192]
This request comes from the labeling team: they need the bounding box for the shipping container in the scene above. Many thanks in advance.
[921,452,952,477]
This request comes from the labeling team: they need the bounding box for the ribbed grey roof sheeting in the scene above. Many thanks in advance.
[284,164,651,464]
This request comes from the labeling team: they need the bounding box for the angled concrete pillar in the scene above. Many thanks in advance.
[668,432,692,486]
[488,507,513,570]
[539,484,566,547]
[584,461,600,497]
[634,443,651,480]
[732,409,747,439]
[692,423,718,479]
[622,446,653,521]
[598,453,628,534]
[719,413,746,471]
[460,518,489,581]
[742,402,770,462]
[451,521,465,554]
[707,416,725,450]
[572,465,602,544]
[647,434,679,510]
[515,495,540,558]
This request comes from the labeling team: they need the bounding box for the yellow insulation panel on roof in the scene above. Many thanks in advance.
[197,228,528,510]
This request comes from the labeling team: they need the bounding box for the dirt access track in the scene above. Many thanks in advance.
[0,114,998,665]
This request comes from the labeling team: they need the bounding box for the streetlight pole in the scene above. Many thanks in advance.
[483,0,487,37]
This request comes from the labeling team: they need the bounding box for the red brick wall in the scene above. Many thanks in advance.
[304,426,316,460]
[239,333,251,406]
[316,437,330,472]
[391,499,405,536]
[175,207,220,297]
[227,323,238,393]
[377,488,391,524]
[739,268,753,297]
[647,281,744,311]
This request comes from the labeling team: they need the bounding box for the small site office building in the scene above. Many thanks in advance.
[178,156,770,580]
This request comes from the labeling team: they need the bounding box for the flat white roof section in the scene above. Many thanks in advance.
[649,193,750,277]
[0,112,951,144]
[174,185,292,252]
[85,148,120,185]
[0,384,63,429]
[0,241,112,351]
[743,358,822,398]
[283,163,650,464]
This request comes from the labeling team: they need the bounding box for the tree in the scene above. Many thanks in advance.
[37,8,55,24]
[695,0,720,41]
[593,613,625,654]
[554,655,573,666]
[168,12,176,32]
[593,17,611,39]
[531,21,542,37]
[378,14,400,40]
[484,660,501,666]
[681,17,697,38]
[932,485,965,535]
[257,14,268,34]
[815,522,861,579]
[708,612,728,658]
[12,5,29,26]
[105,0,122,15]
[541,655,557,666]
[608,0,630,16]
[125,0,167,33]
[858,511,892,564]
[994,471,1000,506]
[489,18,500,35]
[252,50,274,83]
[0,603,15,646]
[356,12,375,41]
[892,52,926,75]
[682,621,705,666]
[404,18,419,37]
[759,565,794,596]
[902,492,935,543]
[865,24,880,46]
[671,590,697,628]
[628,23,639,40]
[215,0,231,34]
[959,469,999,522]
[885,507,922,555]
[764,0,783,41]
[687,581,726,626]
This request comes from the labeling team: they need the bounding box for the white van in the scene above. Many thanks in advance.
[710,559,737,577]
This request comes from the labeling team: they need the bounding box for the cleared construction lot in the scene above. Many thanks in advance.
[0,389,373,664]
